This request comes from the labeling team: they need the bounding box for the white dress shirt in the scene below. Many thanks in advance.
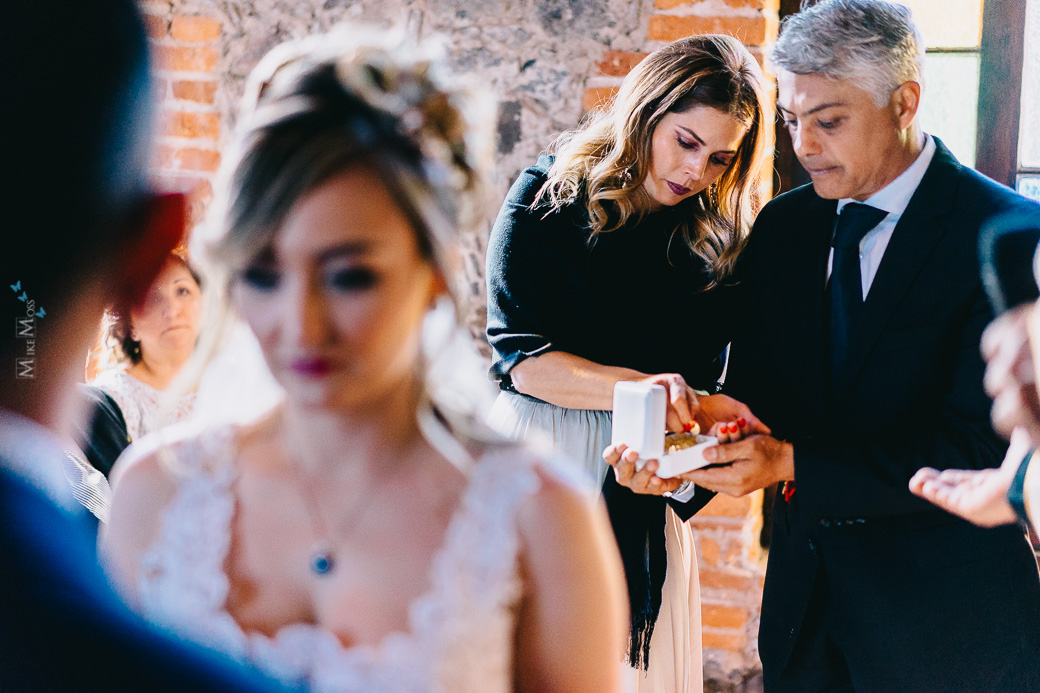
[829,134,937,298]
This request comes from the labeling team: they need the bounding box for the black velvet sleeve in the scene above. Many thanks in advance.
[73,383,130,477]
[485,156,586,389]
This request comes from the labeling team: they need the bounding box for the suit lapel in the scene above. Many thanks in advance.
[782,193,836,417]
[832,141,962,406]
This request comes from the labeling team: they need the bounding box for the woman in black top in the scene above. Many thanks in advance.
[485,35,770,692]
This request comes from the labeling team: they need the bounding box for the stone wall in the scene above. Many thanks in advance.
[139,0,779,688]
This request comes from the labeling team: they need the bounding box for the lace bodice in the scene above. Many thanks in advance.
[135,424,542,692]
[91,369,196,441]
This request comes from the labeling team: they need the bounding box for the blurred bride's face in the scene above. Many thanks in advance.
[232,167,442,412]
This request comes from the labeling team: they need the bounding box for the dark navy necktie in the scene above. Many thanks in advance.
[829,202,887,393]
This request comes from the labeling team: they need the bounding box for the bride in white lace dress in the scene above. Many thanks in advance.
[101,33,626,693]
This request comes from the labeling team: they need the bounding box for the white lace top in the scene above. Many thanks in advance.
[134,423,542,692]
[91,369,196,441]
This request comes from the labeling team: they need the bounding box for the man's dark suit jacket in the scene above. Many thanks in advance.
[0,450,290,691]
[725,139,1040,691]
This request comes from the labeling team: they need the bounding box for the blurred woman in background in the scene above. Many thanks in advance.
[89,253,202,452]
[65,253,203,523]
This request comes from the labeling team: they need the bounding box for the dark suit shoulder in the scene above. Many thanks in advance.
[758,183,824,224]
[744,183,830,254]
[762,182,820,210]
[0,467,287,692]
[952,164,1040,216]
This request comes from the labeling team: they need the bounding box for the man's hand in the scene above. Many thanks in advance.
[908,427,1032,527]
[602,443,684,496]
[982,305,1040,441]
[681,434,794,497]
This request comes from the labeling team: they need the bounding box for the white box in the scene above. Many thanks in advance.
[611,381,718,479]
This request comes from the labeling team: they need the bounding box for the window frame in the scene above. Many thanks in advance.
[772,0,1027,194]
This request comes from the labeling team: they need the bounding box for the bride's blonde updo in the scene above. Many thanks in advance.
[198,29,491,312]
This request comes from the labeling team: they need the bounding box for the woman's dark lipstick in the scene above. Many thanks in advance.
[289,358,333,376]
[666,181,691,196]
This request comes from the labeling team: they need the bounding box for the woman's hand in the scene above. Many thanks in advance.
[602,443,684,496]
[636,372,700,434]
[695,393,770,443]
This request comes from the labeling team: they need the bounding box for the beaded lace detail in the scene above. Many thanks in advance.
[136,425,540,692]
[91,369,196,441]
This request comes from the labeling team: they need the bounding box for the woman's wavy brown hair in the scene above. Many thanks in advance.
[540,34,769,285]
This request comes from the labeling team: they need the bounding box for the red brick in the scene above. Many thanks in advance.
[172,80,217,103]
[700,568,754,592]
[701,493,754,518]
[724,537,746,565]
[156,145,175,169]
[699,536,720,567]
[162,112,220,140]
[172,147,220,172]
[153,173,202,193]
[582,86,618,112]
[648,15,769,45]
[170,15,222,43]
[156,45,218,73]
[596,51,648,77]
[187,179,214,227]
[702,631,749,653]
[749,46,769,71]
[702,604,751,630]
[688,518,744,532]
[143,14,168,38]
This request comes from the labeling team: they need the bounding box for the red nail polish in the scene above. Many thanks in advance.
[737,418,746,427]
[683,422,695,433]
[728,424,739,433]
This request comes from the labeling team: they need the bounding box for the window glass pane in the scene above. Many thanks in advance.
[918,53,979,168]
[1020,0,1040,169]
[1018,176,1040,204]
[898,0,983,49]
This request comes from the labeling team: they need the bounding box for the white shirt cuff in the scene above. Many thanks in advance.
[667,480,696,502]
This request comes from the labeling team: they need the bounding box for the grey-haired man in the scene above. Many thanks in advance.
[609,0,1040,689]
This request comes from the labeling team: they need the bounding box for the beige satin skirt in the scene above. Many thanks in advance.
[488,391,703,693]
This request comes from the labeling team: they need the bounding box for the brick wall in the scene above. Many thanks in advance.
[142,1,223,229]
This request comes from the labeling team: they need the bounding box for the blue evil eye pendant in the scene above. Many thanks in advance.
[310,543,335,576]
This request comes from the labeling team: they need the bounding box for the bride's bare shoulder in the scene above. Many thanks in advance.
[101,411,277,593]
